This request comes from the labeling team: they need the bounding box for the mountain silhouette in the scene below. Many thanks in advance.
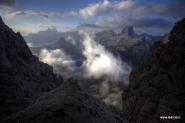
[0,16,123,123]
[123,18,185,123]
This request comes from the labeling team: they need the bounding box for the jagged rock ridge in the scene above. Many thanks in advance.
[120,25,137,37]
[122,18,185,123]
[0,16,63,120]
[3,79,124,123]
[95,26,163,66]
[0,17,124,123]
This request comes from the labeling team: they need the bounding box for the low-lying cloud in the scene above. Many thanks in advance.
[80,30,131,85]
[39,48,75,74]
[66,35,76,45]
[27,42,34,48]
[37,30,132,85]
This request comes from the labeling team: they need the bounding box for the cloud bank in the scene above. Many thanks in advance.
[1,0,183,35]
[39,48,75,74]
[34,30,132,85]
[78,0,111,19]
[72,0,185,35]
[74,0,136,19]
[5,10,64,20]
[75,0,185,19]
[80,30,131,84]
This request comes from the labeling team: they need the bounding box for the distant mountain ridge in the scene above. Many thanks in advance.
[0,16,123,123]
[95,25,163,66]
[24,29,80,47]
[25,25,163,67]
[120,25,137,37]
[23,25,163,110]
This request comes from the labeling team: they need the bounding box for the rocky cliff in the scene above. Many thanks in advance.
[122,18,185,123]
[0,17,123,123]
[3,79,124,123]
[0,16,64,120]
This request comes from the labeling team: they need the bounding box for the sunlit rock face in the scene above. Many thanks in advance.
[122,18,185,123]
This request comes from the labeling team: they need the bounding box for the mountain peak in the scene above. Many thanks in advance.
[0,17,63,119]
[169,18,185,45]
[121,25,136,37]
[0,16,5,26]
[0,17,123,123]
[96,29,115,38]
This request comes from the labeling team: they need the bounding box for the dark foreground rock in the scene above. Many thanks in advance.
[122,19,185,122]
[0,16,63,120]
[0,16,124,123]
[2,79,124,123]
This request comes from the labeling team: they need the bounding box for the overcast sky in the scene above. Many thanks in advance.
[0,0,185,35]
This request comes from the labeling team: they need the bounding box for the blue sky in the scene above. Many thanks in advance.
[14,0,176,11]
[16,0,100,12]
[0,0,185,35]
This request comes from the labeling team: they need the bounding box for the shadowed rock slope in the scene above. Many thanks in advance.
[0,16,63,120]
[0,17,124,123]
[122,18,185,122]
[3,79,124,123]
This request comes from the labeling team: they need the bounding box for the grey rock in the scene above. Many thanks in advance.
[3,79,124,123]
[122,18,185,123]
[0,16,125,123]
[0,16,63,120]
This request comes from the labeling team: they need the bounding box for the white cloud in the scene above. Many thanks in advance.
[73,0,185,27]
[74,0,136,19]
[80,30,131,84]
[5,10,64,20]
[66,35,76,45]
[0,9,75,35]
[27,42,34,48]
[113,0,135,10]
[39,48,75,74]
[78,0,111,19]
